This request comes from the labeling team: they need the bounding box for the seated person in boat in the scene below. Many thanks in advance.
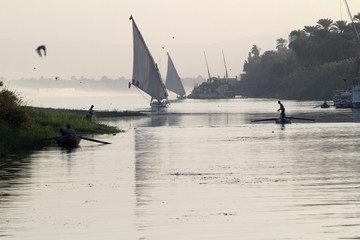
[59,128,66,136]
[65,125,77,136]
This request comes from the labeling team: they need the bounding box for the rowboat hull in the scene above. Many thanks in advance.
[275,118,292,124]
[252,116,314,124]
[56,135,81,148]
[321,104,330,108]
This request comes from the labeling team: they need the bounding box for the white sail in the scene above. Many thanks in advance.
[131,17,168,102]
[165,53,186,97]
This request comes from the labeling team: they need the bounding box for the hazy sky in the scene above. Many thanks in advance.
[1,0,360,80]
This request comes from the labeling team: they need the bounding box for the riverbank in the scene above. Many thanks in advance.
[0,106,145,156]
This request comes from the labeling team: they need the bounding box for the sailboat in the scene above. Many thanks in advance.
[130,16,169,108]
[165,53,186,99]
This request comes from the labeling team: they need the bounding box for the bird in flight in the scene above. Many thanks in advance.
[36,45,46,57]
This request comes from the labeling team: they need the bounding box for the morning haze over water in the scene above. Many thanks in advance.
[2,0,360,239]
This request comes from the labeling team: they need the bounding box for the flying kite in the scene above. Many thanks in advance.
[36,45,46,57]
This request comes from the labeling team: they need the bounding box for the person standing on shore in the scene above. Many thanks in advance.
[87,105,94,120]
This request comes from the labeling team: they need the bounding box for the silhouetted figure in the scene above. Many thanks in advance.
[59,128,65,136]
[36,45,46,57]
[86,105,94,120]
[65,125,76,136]
[321,100,330,108]
[277,101,285,120]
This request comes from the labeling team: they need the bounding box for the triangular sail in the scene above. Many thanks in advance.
[165,53,186,96]
[131,17,168,101]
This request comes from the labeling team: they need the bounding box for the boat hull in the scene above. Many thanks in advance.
[275,118,292,124]
[176,95,187,100]
[335,103,353,108]
[56,135,81,148]
[150,102,169,108]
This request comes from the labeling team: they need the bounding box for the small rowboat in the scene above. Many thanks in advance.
[41,135,110,147]
[275,118,292,124]
[320,103,330,108]
[252,116,315,124]
[56,135,81,148]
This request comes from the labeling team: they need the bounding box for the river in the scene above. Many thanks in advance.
[1,95,360,240]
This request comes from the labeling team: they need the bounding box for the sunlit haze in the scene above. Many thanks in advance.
[1,0,360,80]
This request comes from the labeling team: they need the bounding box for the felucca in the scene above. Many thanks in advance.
[129,16,169,108]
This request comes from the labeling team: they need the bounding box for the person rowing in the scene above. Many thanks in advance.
[65,124,77,136]
[277,101,285,120]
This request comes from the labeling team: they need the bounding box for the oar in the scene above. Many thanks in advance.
[288,117,315,121]
[78,136,111,144]
[40,136,60,142]
[251,118,278,122]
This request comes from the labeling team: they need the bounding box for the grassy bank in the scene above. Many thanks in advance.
[0,88,145,155]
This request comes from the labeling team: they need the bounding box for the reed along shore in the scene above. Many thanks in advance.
[0,105,144,156]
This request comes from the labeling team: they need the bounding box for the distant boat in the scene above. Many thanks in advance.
[165,52,186,99]
[130,16,169,108]
[332,90,352,108]
[187,51,237,99]
[320,101,330,108]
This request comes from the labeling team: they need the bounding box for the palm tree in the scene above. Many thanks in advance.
[316,18,334,31]
[289,30,305,45]
[333,20,348,33]
[303,26,318,36]
[276,38,287,51]
[251,45,260,58]
[354,13,360,22]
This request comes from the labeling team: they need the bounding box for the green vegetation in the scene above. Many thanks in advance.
[0,84,144,156]
[236,14,360,100]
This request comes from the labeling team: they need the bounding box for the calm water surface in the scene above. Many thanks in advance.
[1,97,360,240]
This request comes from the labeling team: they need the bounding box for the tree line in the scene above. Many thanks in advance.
[236,14,360,100]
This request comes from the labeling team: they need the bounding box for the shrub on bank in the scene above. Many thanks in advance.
[0,89,32,129]
[0,87,123,156]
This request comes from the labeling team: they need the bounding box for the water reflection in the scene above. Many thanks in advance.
[352,108,360,122]
[134,127,167,233]
[0,154,33,239]
[112,112,248,129]
[2,99,360,240]
[0,155,32,200]
[148,112,169,127]
[59,145,80,157]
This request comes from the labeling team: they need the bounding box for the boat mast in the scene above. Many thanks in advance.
[344,0,360,42]
[344,0,360,74]
[222,49,229,78]
[203,51,211,80]
[344,0,360,109]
